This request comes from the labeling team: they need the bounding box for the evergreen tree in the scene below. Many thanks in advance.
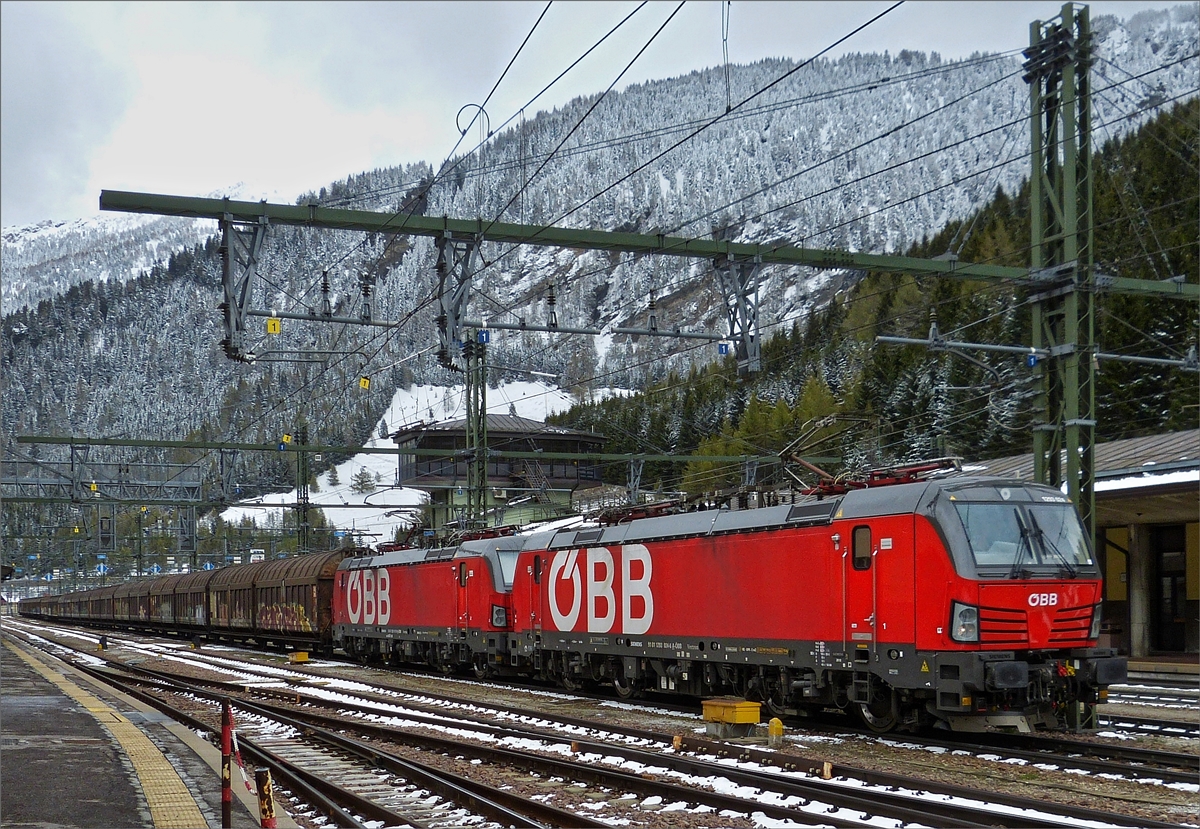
[350,468,376,494]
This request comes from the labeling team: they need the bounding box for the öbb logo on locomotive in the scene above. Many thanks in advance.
[1028,592,1059,607]
[345,568,391,625]
[547,545,654,634]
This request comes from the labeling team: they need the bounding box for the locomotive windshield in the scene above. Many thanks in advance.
[945,485,1095,576]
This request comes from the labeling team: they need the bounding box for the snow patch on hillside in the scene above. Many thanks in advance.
[220,381,584,543]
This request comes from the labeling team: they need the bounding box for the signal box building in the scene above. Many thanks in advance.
[392,414,605,532]
[968,429,1199,665]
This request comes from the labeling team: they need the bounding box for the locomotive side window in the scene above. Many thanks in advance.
[458,562,468,587]
[533,555,542,584]
[852,526,872,570]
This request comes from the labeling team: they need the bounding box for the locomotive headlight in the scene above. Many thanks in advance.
[1089,602,1102,639]
[950,602,979,643]
[491,605,508,628]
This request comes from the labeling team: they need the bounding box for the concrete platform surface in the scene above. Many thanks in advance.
[1,635,294,828]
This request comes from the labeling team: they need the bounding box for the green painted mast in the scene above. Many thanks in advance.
[1024,2,1096,536]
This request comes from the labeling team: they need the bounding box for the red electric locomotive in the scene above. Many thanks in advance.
[333,474,1124,732]
[332,540,520,677]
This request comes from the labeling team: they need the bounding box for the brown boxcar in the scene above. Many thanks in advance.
[172,570,215,630]
[252,551,347,652]
[89,584,119,623]
[209,560,271,635]
[146,576,179,625]
[128,578,154,623]
[113,580,140,624]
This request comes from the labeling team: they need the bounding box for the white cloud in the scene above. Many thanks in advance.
[84,50,436,204]
[2,1,1184,227]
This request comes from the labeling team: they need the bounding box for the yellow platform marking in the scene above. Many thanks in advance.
[4,639,209,829]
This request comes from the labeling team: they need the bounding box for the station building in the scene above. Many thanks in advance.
[392,414,605,532]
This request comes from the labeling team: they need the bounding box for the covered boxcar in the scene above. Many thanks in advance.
[173,570,214,631]
[253,551,347,652]
[210,560,266,635]
[89,584,118,623]
[146,576,178,626]
[112,579,140,625]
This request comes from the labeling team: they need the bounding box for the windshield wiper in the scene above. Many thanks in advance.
[1009,507,1033,579]
[1028,511,1078,578]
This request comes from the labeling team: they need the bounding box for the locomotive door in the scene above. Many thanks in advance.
[527,554,544,633]
[456,561,470,634]
[843,525,877,654]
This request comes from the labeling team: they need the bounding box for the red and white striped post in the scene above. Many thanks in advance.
[221,699,233,829]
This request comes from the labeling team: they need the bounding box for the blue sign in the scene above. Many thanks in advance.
[333,530,347,539]
[202,562,216,570]
[148,564,162,574]
[44,574,53,581]
[477,329,490,344]
[96,564,109,575]
[27,554,37,560]
[1026,354,1039,367]
[718,341,730,355]
[96,554,106,560]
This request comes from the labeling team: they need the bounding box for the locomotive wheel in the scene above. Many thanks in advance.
[613,673,641,699]
[561,672,581,692]
[855,691,898,733]
[766,688,790,719]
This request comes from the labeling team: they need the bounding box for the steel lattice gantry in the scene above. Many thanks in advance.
[1025,2,1096,534]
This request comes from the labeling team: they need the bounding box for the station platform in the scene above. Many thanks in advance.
[0,635,294,829]
[1126,653,1199,681]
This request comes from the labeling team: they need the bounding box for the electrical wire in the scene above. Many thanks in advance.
[483,2,686,237]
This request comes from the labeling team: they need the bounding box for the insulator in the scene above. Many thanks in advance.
[320,270,332,317]
[359,274,373,322]
[546,283,558,329]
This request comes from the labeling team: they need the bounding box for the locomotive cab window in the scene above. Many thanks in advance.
[458,561,468,587]
[532,555,542,584]
[852,526,872,570]
[945,485,1097,575]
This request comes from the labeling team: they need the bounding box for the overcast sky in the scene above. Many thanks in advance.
[0,0,1179,229]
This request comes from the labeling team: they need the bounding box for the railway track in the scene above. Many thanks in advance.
[81,659,1185,829]
[92,630,1199,788]
[8,620,1191,829]
[876,729,1199,786]
[1098,712,1200,739]
[1107,684,1200,711]
[7,628,604,829]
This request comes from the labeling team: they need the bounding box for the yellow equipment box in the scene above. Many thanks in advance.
[288,651,309,663]
[702,697,761,724]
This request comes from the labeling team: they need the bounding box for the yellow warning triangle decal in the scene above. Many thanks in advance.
[920,660,930,672]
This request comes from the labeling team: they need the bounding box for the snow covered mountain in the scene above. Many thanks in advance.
[2,6,1196,471]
